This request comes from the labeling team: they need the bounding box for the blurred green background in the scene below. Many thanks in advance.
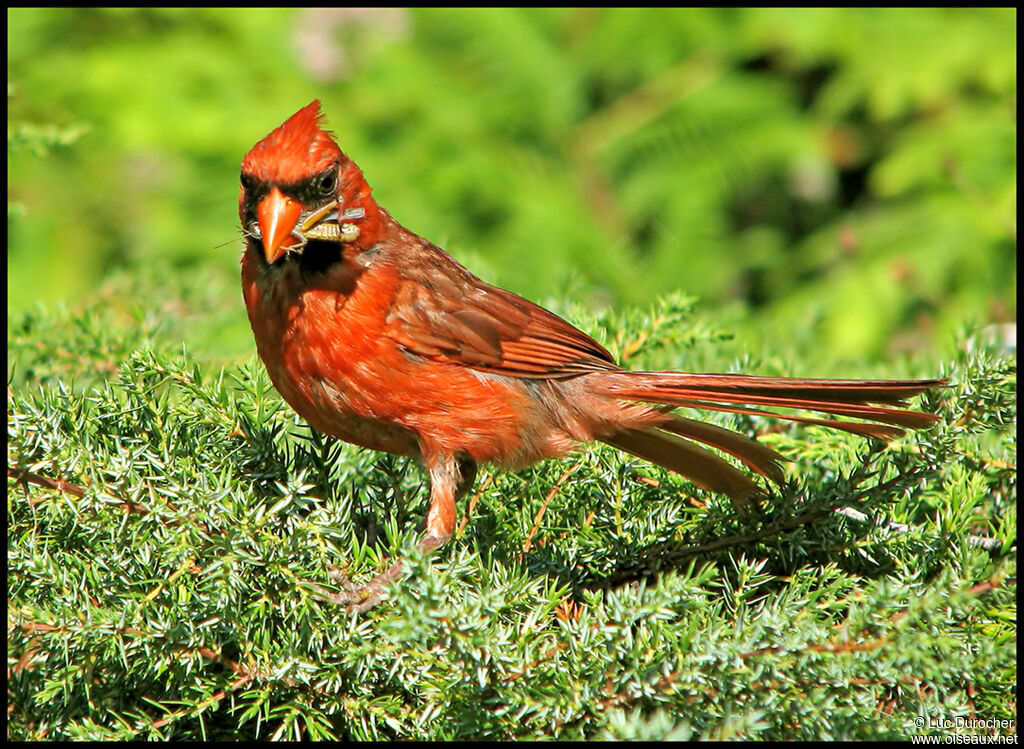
[7,7,1016,370]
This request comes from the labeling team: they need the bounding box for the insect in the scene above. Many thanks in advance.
[300,201,363,244]
[303,220,361,244]
[245,201,364,250]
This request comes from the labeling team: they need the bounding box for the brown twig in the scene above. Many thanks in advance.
[522,463,581,555]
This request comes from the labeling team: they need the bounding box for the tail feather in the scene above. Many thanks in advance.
[659,414,786,484]
[596,371,945,504]
[603,428,763,502]
[623,373,941,404]
[672,401,909,440]
[674,396,936,429]
[601,373,944,430]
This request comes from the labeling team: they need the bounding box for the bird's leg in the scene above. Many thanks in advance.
[309,453,476,613]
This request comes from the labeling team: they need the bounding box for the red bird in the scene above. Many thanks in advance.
[240,101,943,611]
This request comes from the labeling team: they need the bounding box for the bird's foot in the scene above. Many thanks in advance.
[299,560,405,614]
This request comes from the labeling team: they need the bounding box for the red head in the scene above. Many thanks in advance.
[240,100,383,263]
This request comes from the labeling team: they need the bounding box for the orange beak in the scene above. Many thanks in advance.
[257,187,304,264]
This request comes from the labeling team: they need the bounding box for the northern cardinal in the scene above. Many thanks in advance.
[240,101,943,611]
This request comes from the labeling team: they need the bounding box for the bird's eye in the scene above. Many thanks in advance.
[318,168,338,196]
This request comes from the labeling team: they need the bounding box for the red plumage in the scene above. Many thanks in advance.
[239,101,944,610]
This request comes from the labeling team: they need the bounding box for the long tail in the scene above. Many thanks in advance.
[598,372,945,503]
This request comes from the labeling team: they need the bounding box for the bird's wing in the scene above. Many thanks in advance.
[385,245,617,379]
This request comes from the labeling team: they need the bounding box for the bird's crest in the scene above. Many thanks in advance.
[242,100,344,184]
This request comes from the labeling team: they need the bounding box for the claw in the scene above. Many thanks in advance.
[299,559,407,614]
